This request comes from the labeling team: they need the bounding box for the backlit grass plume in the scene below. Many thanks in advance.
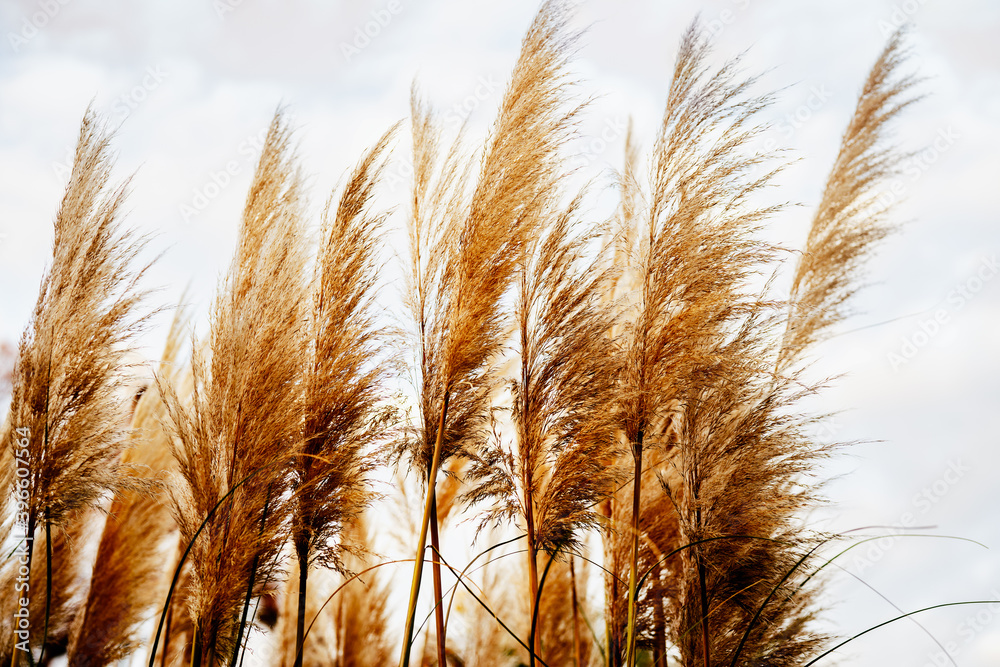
[66,311,188,667]
[290,127,397,667]
[1,109,151,666]
[397,1,581,663]
[534,555,594,667]
[280,514,392,667]
[603,449,680,664]
[778,30,920,372]
[614,22,784,666]
[465,194,620,665]
[159,110,308,667]
[661,309,830,667]
[329,519,393,667]
[0,10,934,667]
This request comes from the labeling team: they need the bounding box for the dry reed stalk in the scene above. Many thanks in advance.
[600,125,643,666]
[159,110,308,667]
[457,543,522,667]
[614,22,786,666]
[602,447,679,665]
[608,28,918,667]
[397,2,580,663]
[332,519,393,667]
[465,193,620,665]
[278,518,392,667]
[290,126,397,667]
[662,306,829,667]
[0,509,94,667]
[778,30,919,372]
[648,30,917,667]
[397,87,475,667]
[1,109,151,666]
[66,311,188,666]
[535,555,594,667]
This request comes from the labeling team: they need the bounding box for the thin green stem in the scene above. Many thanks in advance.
[398,390,450,667]
[229,488,272,667]
[298,557,419,665]
[436,547,552,667]
[728,541,824,667]
[441,535,525,632]
[148,463,275,667]
[803,602,1000,666]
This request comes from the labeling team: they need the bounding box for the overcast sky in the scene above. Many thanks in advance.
[1,1,998,665]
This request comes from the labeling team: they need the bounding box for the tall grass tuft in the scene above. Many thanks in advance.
[779,29,920,372]
[159,110,308,667]
[603,449,680,663]
[396,1,580,662]
[279,514,393,667]
[0,12,930,667]
[330,519,394,667]
[290,126,397,667]
[465,193,620,665]
[1,109,152,666]
[613,22,783,666]
[66,311,188,666]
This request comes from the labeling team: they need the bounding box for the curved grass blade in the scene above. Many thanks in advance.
[803,602,1000,666]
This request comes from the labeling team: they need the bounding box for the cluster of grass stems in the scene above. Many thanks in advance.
[4,3,986,666]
